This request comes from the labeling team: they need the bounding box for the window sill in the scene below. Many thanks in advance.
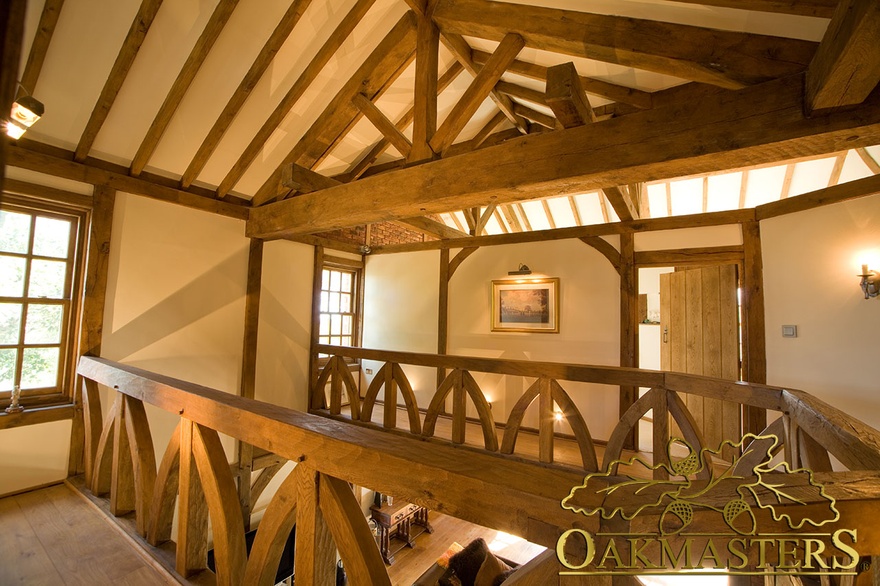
[0,403,75,431]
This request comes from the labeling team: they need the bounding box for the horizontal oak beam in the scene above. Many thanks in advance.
[7,144,250,220]
[248,74,880,239]
[634,245,744,267]
[3,178,92,208]
[756,171,880,220]
[666,0,837,19]
[369,210,756,254]
[433,0,816,89]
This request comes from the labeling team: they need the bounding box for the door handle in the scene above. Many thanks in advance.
[663,326,668,343]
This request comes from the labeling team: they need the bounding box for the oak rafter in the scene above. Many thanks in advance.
[250,13,418,206]
[216,0,379,199]
[74,0,164,162]
[18,0,65,99]
[180,0,314,189]
[129,0,240,177]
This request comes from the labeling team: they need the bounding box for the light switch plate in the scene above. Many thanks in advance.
[782,325,798,338]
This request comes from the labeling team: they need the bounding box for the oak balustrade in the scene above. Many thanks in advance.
[311,345,880,477]
[75,352,880,585]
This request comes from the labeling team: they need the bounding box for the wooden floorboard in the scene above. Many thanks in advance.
[0,483,178,586]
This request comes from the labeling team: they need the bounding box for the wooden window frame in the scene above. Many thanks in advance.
[316,255,364,368]
[0,194,87,410]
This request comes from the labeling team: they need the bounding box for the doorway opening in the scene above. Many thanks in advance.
[637,264,743,460]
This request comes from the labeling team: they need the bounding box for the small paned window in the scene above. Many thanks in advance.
[0,200,84,406]
[318,266,358,351]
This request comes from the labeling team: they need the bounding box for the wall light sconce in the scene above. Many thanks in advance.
[859,264,879,299]
[553,409,563,422]
[5,92,44,140]
[508,263,531,276]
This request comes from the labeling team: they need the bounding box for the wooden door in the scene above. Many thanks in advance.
[660,265,740,459]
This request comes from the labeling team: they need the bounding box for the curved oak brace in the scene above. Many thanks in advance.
[579,236,621,273]
[392,363,422,434]
[448,246,479,279]
[604,387,662,473]
[91,398,118,496]
[250,461,285,506]
[667,391,710,481]
[147,421,181,546]
[461,371,498,451]
[732,417,785,477]
[314,356,354,413]
[192,423,247,586]
[311,359,333,410]
[336,357,362,420]
[422,369,459,438]
[319,473,391,586]
[796,427,833,473]
[500,379,542,455]
[244,465,300,586]
[360,362,390,424]
[550,380,598,471]
[82,378,104,488]
[123,395,157,536]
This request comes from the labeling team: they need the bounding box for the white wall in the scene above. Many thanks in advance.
[101,193,250,459]
[362,250,440,402]
[0,420,71,496]
[362,239,624,439]
[448,240,622,437]
[763,192,880,432]
[254,240,314,411]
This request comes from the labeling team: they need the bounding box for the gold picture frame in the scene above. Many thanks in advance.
[491,277,559,333]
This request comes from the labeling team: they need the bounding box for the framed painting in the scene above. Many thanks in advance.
[491,278,559,333]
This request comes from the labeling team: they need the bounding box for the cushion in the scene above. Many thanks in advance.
[447,538,516,586]
[474,550,512,586]
[448,538,489,586]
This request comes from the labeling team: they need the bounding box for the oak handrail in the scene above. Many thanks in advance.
[316,344,786,409]
[312,345,880,473]
[76,354,880,584]
[77,355,585,539]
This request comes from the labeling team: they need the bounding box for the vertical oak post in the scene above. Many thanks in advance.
[0,0,25,190]
[177,419,209,577]
[619,233,638,450]
[410,5,439,163]
[538,377,554,463]
[437,248,450,388]
[110,391,135,516]
[295,463,336,586]
[741,220,767,435]
[309,245,325,405]
[70,184,116,476]
[238,238,263,531]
